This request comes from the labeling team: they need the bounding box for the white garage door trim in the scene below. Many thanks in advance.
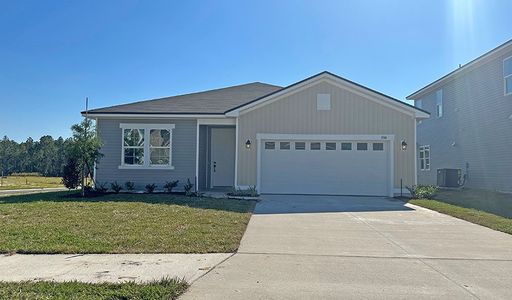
[256,134,395,197]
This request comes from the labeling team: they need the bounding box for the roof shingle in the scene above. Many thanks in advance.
[86,82,282,115]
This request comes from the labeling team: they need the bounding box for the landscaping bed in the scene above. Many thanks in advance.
[0,191,255,254]
[0,278,187,300]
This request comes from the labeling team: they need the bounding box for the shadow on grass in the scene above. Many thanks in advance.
[0,191,255,214]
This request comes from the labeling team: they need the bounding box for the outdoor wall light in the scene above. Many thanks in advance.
[401,140,407,151]
[245,139,251,149]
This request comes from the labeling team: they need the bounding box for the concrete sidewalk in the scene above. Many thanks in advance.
[0,187,68,196]
[0,253,231,283]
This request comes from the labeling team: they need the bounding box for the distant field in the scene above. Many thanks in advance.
[0,176,63,190]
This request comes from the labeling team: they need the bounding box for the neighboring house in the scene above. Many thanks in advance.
[83,71,429,197]
[407,39,512,193]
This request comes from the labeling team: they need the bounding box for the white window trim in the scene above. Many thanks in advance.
[436,90,443,118]
[119,123,175,170]
[504,56,512,96]
[419,145,430,171]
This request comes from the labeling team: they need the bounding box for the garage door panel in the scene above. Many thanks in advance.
[260,141,389,196]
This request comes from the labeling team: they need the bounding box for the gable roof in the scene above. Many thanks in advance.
[84,82,282,115]
[407,38,512,100]
[83,71,428,118]
[225,71,430,117]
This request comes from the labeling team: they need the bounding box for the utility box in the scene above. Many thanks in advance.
[437,169,461,187]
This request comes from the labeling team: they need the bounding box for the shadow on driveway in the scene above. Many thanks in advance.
[254,194,413,214]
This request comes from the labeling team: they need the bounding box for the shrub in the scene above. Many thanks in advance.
[125,181,135,191]
[227,186,259,197]
[62,158,80,190]
[183,178,194,196]
[163,180,179,193]
[110,181,123,194]
[145,183,157,193]
[95,182,108,193]
[407,185,439,199]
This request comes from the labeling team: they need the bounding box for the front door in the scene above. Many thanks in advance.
[210,127,236,187]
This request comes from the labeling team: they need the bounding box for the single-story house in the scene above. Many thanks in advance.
[83,71,430,197]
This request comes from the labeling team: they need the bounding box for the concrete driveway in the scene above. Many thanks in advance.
[182,195,512,299]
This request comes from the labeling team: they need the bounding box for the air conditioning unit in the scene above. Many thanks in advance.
[437,169,461,187]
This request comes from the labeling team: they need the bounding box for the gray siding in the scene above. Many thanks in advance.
[96,118,197,190]
[415,49,512,192]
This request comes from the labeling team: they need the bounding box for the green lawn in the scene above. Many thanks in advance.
[0,191,255,254]
[0,278,187,300]
[434,188,512,218]
[409,199,512,235]
[0,176,63,190]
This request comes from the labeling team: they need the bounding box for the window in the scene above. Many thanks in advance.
[325,142,336,150]
[341,142,352,150]
[149,129,171,165]
[123,129,145,165]
[120,124,174,168]
[357,143,368,151]
[280,142,290,150]
[436,90,443,117]
[504,56,512,95]
[317,94,331,110]
[295,142,306,150]
[373,143,384,151]
[419,145,430,171]
[310,142,321,150]
[264,142,275,150]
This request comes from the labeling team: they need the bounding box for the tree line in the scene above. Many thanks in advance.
[0,135,72,177]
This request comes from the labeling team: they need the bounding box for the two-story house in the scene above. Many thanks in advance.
[407,39,512,193]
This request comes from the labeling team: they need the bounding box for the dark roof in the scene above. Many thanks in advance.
[226,71,430,115]
[407,38,512,99]
[85,82,283,115]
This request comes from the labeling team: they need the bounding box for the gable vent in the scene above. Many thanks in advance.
[317,93,331,110]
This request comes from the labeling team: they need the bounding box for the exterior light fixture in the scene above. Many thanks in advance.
[401,140,407,151]
[245,139,251,149]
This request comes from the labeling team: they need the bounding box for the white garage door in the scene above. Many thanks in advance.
[260,139,391,196]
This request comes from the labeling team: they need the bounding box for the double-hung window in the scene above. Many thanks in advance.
[120,124,175,169]
[419,145,430,171]
[504,56,512,95]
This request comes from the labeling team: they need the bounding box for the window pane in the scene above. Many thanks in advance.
[124,148,144,165]
[150,148,170,165]
[373,143,384,151]
[124,129,144,146]
[264,142,275,150]
[326,142,336,150]
[310,142,321,150]
[505,57,512,76]
[295,142,306,150]
[341,143,352,150]
[425,149,430,158]
[425,159,430,169]
[357,143,368,150]
[420,160,425,170]
[280,142,290,150]
[506,76,512,94]
[419,151,424,159]
[150,129,170,147]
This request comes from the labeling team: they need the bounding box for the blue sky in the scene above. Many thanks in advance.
[1,0,511,141]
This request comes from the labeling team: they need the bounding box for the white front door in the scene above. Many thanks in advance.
[210,128,236,187]
[260,139,391,196]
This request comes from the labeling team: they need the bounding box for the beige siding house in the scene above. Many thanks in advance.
[84,72,429,197]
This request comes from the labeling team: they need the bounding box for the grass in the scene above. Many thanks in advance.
[0,191,255,254]
[409,199,512,235]
[0,277,188,300]
[0,176,63,190]
[434,188,512,218]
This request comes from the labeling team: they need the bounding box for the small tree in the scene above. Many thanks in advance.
[67,118,102,196]
[62,157,80,189]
